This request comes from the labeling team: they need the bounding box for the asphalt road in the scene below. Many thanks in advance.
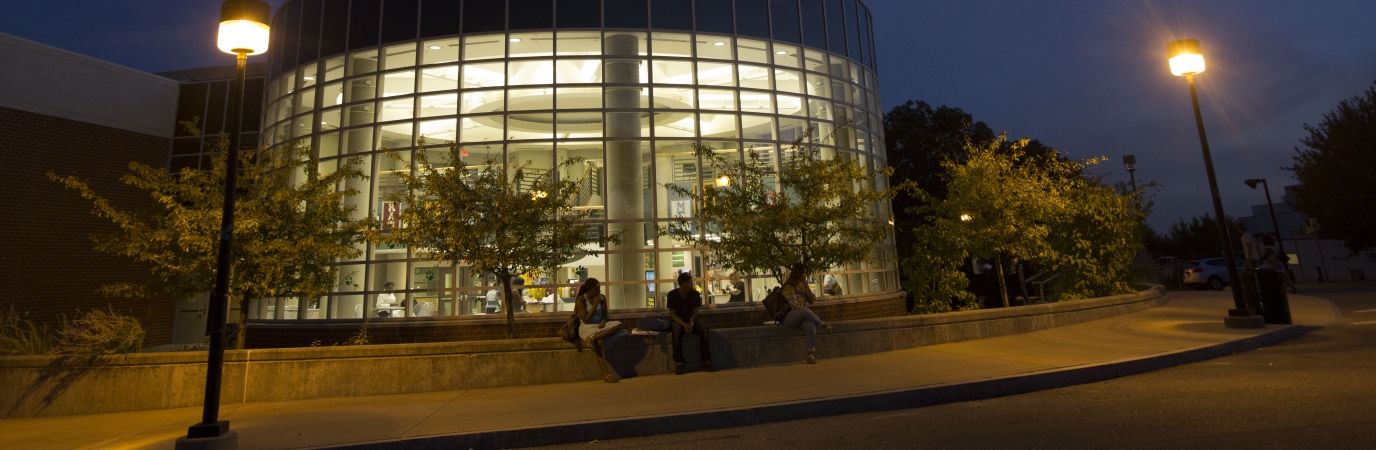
[530,281,1376,450]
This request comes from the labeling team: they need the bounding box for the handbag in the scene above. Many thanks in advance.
[761,286,792,323]
[557,313,583,351]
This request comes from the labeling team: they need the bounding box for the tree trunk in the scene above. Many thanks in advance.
[995,254,1010,308]
[235,296,251,349]
[501,275,516,339]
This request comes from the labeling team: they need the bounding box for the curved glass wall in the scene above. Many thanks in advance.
[255,0,893,321]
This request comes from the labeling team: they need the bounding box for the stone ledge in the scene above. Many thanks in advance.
[0,286,1165,418]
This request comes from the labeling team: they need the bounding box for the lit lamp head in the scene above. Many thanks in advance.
[717,175,731,187]
[959,214,973,222]
[218,0,271,55]
[1167,39,1205,76]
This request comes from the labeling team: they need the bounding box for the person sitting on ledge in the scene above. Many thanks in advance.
[575,278,624,383]
[667,272,716,375]
[781,263,836,364]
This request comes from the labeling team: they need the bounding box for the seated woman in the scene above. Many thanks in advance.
[575,278,624,383]
[780,263,836,364]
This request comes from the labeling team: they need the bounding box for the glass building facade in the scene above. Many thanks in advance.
[256,0,894,321]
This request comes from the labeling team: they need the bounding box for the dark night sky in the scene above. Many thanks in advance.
[3,0,1374,231]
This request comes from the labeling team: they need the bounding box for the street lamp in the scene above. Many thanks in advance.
[1167,39,1263,328]
[1244,178,1287,257]
[177,1,269,448]
[1123,155,1138,211]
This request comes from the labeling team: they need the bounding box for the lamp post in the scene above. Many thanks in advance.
[1167,39,1262,328]
[177,1,269,448]
[1244,178,1287,256]
[1123,155,1138,211]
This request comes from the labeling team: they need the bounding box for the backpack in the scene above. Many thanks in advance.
[636,315,671,332]
[557,313,583,351]
[761,286,792,323]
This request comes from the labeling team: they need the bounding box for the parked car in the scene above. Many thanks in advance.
[1182,258,1246,290]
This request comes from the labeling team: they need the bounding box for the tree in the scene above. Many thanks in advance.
[905,136,1140,310]
[377,140,606,338]
[664,138,894,284]
[1145,214,1243,261]
[1289,81,1376,257]
[49,129,375,348]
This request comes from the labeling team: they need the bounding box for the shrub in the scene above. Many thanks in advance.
[1,307,54,356]
[54,307,145,355]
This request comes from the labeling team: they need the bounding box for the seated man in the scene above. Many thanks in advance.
[376,282,397,317]
[667,272,716,374]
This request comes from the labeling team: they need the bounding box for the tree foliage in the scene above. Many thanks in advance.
[377,140,606,338]
[1145,214,1243,262]
[664,139,894,284]
[1289,81,1376,256]
[49,128,374,348]
[904,136,1141,310]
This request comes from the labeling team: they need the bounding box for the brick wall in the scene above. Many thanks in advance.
[0,106,175,346]
[245,292,908,348]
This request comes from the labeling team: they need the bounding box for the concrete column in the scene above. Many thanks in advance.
[603,34,646,309]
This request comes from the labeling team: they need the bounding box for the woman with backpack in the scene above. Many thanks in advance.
[780,263,836,364]
[575,278,624,382]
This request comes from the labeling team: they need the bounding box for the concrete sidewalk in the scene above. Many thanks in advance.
[0,292,1340,450]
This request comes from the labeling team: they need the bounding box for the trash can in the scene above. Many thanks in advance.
[1245,268,1292,325]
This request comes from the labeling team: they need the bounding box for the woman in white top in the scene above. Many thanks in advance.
[780,263,836,364]
[575,278,624,383]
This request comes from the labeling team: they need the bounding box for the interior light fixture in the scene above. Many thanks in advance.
[428,45,442,50]
[776,51,787,55]
[713,41,726,46]
[510,38,522,43]
[303,76,314,81]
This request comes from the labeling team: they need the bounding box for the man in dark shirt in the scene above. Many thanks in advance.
[667,272,715,374]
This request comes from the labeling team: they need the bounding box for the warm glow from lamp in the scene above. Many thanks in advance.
[217,0,271,55]
[531,190,548,200]
[217,20,269,55]
[1167,39,1205,76]
[960,214,973,222]
[717,175,731,187]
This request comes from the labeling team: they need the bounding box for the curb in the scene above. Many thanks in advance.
[320,323,1318,450]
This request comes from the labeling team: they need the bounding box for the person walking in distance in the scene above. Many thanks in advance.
[667,272,716,375]
[780,263,836,364]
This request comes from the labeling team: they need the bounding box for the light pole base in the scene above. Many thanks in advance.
[1223,315,1266,329]
[175,430,238,450]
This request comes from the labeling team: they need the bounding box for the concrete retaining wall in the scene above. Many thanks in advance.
[0,286,1166,418]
